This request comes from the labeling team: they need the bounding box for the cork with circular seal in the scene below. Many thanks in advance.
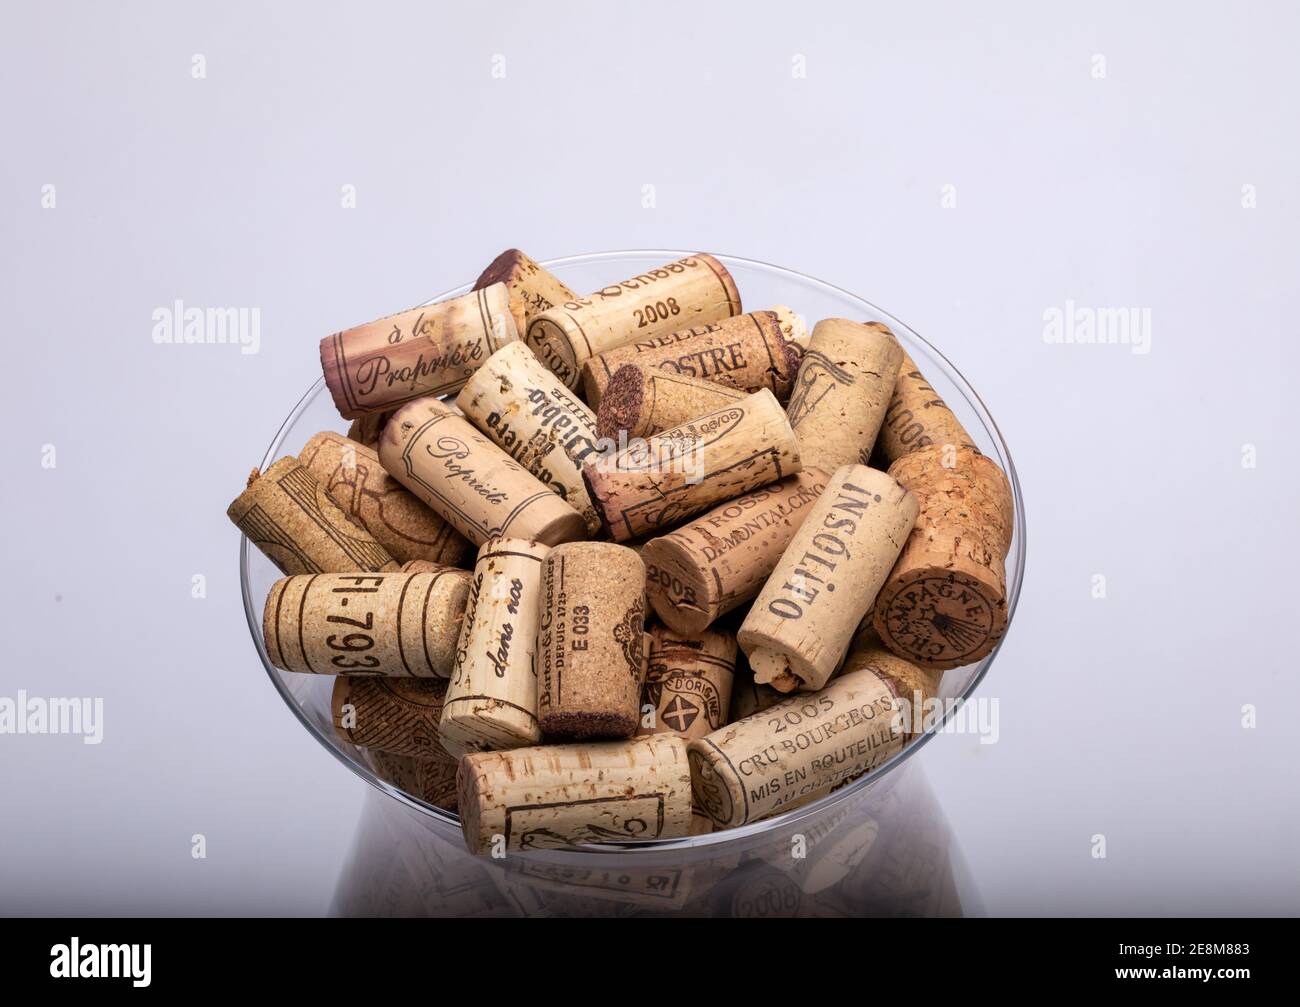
[439,538,549,758]
[640,468,829,636]
[637,624,737,741]
[737,465,918,693]
[456,734,693,854]
[300,430,474,567]
[455,341,603,534]
[378,396,588,547]
[583,389,802,543]
[473,248,578,337]
[228,455,399,576]
[580,307,806,407]
[368,749,458,811]
[263,570,470,677]
[536,542,649,740]
[596,365,749,442]
[524,254,742,389]
[876,351,979,464]
[872,444,1013,670]
[332,675,454,759]
[320,283,517,419]
[785,319,903,476]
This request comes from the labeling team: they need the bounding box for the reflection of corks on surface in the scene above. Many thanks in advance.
[378,397,588,547]
[688,657,925,829]
[785,319,903,476]
[300,430,473,567]
[369,749,458,811]
[537,542,648,740]
[263,570,470,677]
[525,254,742,389]
[228,456,399,575]
[738,465,918,693]
[596,365,748,441]
[347,410,393,450]
[583,389,802,542]
[320,283,517,419]
[473,248,578,337]
[456,734,693,854]
[641,469,829,636]
[455,341,603,534]
[332,675,454,758]
[876,352,978,464]
[440,538,548,758]
[581,308,805,407]
[872,445,1013,670]
[637,624,736,740]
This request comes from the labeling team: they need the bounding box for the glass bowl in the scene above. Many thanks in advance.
[239,250,1025,916]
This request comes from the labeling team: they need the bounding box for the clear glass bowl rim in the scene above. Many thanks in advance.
[239,248,1027,855]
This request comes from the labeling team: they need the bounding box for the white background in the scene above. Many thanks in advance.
[1,0,1296,914]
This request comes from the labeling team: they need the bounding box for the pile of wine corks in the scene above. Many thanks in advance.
[228,250,1014,855]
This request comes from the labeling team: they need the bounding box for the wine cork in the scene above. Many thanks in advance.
[262,570,470,677]
[727,661,789,722]
[596,365,748,441]
[378,397,588,547]
[299,431,474,567]
[641,468,829,636]
[399,559,460,574]
[332,675,454,758]
[346,410,393,450]
[456,734,693,854]
[688,649,937,829]
[877,351,978,463]
[228,456,399,575]
[580,305,802,410]
[473,248,578,336]
[440,538,548,758]
[785,319,903,475]
[581,308,805,407]
[637,625,737,740]
[524,254,742,389]
[738,466,918,693]
[537,542,648,740]
[455,341,603,534]
[872,445,1014,670]
[369,750,458,811]
[319,283,517,419]
[583,389,802,542]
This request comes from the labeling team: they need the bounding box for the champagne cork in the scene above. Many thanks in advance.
[596,365,748,441]
[581,308,805,407]
[457,734,693,854]
[440,538,549,758]
[877,351,978,463]
[378,397,588,547]
[346,410,393,450]
[300,430,473,567]
[637,624,737,740]
[228,456,399,575]
[320,283,517,419]
[369,750,458,811]
[455,341,602,534]
[738,466,918,693]
[262,570,470,677]
[785,319,903,475]
[872,445,1014,670]
[537,542,648,740]
[688,648,937,829]
[524,254,742,389]
[583,389,802,542]
[640,468,829,636]
[332,674,454,758]
[473,248,578,336]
